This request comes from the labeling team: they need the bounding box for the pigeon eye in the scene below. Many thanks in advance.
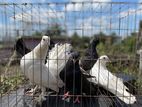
[43,39,45,41]
[103,57,106,59]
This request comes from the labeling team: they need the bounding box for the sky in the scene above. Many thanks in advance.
[0,0,142,40]
[0,0,140,3]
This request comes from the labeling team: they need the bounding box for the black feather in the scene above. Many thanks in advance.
[14,37,31,56]
[60,51,98,96]
[80,37,100,71]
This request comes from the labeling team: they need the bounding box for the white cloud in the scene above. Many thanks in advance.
[48,4,56,9]
[66,3,83,11]
[2,0,46,3]
[0,23,17,39]
[2,0,33,3]
[67,13,133,37]
[65,0,111,11]
[67,16,111,36]
[11,8,65,24]
[139,0,142,3]
[117,0,142,18]
[119,8,142,18]
[40,0,46,3]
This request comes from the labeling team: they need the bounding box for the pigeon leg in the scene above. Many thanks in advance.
[25,85,38,96]
[73,96,80,104]
[40,87,46,101]
[62,91,70,100]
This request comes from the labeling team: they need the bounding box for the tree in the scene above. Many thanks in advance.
[32,31,42,36]
[45,23,65,36]
[71,32,80,48]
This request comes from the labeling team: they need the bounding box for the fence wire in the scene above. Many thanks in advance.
[0,1,142,107]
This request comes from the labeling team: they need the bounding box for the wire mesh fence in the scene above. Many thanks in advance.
[0,1,142,107]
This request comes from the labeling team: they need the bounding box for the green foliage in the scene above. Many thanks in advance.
[0,66,25,95]
[71,32,81,47]
[71,32,90,51]
[45,24,65,37]
[121,35,136,54]
[32,31,42,36]
[0,75,25,94]
[96,33,136,56]
[97,42,106,55]
[0,44,3,48]
[80,36,90,49]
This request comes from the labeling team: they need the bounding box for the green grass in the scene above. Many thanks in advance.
[0,65,26,95]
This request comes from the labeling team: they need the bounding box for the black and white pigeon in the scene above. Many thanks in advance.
[46,43,73,89]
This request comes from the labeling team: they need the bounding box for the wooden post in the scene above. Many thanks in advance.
[137,50,142,76]
[137,49,142,94]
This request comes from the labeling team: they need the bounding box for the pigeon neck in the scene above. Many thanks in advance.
[33,43,49,60]
[96,60,107,69]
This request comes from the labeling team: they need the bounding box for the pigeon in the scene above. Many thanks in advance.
[20,36,60,99]
[60,51,98,103]
[79,37,100,73]
[88,55,136,104]
[5,37,31,75]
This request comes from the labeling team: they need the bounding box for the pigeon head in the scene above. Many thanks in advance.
[70,51,80,60]
[90,37,100,46]
[41,35,50,46]
[64,43,72,56]
[98,55,111,65]
[33,35,50,59]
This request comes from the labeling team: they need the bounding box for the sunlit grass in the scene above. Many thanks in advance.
[0,65,26,95]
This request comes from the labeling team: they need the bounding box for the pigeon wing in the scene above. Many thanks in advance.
[27,63,59,92]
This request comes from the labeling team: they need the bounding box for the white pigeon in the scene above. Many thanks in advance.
[46,43,73,88]
[20,36,59,97]
[88,55,136,104]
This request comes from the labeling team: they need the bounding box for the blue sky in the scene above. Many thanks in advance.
[1,0,139,3]
[0,0,142,40]
[0,0,140,3]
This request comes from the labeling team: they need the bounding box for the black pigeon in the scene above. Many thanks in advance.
[7,37,31,66]
[59,51,98,103]
[14,37,31,56]
[79,37,100,72]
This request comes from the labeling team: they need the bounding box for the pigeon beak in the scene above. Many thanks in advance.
[106,58,111,63]
[108,59,111,63]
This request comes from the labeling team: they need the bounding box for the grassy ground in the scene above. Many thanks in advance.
[0,65,26,95]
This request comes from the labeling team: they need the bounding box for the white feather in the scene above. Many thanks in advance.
[46,43,72,88]
[89,55,136,104]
